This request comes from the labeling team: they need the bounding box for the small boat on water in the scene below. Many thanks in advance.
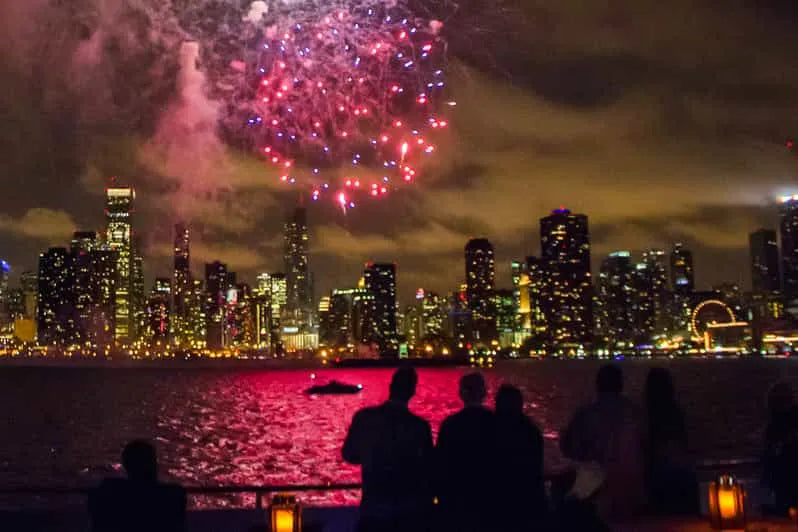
[304,379,363,395]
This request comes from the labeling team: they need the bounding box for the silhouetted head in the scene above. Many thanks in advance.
[389,366,417,403]
[645,367,675,410]
[459,372,486,407]
[768,381,795,418]
[122,440,158,483]
[495,384,524,416]
[596,364,623,397]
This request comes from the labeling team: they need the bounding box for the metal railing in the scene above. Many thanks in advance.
[0,458,763,510]
[0,483,363,510]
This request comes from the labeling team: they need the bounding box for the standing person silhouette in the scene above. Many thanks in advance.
[763,381,798,515]
[89,440,186,532]
[560,364,646,523]
[644,367,698,514]
[342,367,434,532]
[436,372,498,532]
[494,384,548,531]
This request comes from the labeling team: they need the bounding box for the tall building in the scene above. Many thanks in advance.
[37,248,72,346]
[20,270,37,320]
[598,252,634,348]
[447,285,471,342]
[186,279,206,347]
[173,223,191,345]
[146,278,171,345]
[205,261,228,349]
[631,262,656,345]
[0,260,9,330]
[105,185,135,342]
[283,207,312,321]
[670,243,694,294]
[464,238,497,343]
[540,208,593,352]
[750,228,780,294]
[254,273,273,347]
[131,245,145,341]
[781,196,798,310]
[495,288,516,347]
[642,249,669,335]
[363,262,397,355]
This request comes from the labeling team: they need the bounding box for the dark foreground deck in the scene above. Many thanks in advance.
[0,463,794,531]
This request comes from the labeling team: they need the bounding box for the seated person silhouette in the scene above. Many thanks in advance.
[89,440,186,532]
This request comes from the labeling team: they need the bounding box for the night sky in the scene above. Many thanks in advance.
[2,0,798,303]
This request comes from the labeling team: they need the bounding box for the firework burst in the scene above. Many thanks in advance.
[221,0,454,210]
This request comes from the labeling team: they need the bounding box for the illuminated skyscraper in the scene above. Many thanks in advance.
[642,249,669,334]
[0,260,9,330]
[37,248,72,346]
[781,196,798,309]
[540,208,593,351]
[631,262,656,344]
[20,270,37,320]
[464,238,497,343]
[283,207,312,321]
[105,185,134,342]
[205,261,228,349]
[670,243,694,294]
[598,252,634,347]
[173,223,191,344]
[364,262,397,354]
[146,278,171,345]
[495,288,516,346]
[187,279,206,346]
[254,273,272,347]
[750,228,780,295]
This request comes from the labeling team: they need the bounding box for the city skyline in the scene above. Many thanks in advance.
[4,186,798,305]
[1,2,798,306]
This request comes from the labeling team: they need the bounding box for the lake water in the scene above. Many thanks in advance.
[0,358,794,506]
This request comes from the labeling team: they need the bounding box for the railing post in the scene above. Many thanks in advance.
[256,490,263,510]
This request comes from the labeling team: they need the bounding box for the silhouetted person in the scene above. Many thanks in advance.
[560,364,645,523]
[644,368,698,514]
[494,384,547,531]
[342,367,434,532]
[436,372,497,532]
[763,381,798,514]
[89,440,186,532]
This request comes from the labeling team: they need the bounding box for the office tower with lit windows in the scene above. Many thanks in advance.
[205,261,228,349]
[187,279,206,346]
[465,238,497,343]
[597,252,634,347]
[270,272,287,323]
[670,243,694,294]
[37,248,73,346]
[254,273,272,347]
[146,278,171,345]
[131,247,145,341]
[0,260,9,331]
[642,249,669,334]
[283,207,312,322]
[363,262,397,354]
[781,196,798,312]
[106,185,135,342]
[631,262,656,345]
[71,231,98,345]
[750,228,780,295]
[540,208,593,351]
[20,271,37,320]
[447,284,471,341]
[495,288,516,346]
[173,223,191,344]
